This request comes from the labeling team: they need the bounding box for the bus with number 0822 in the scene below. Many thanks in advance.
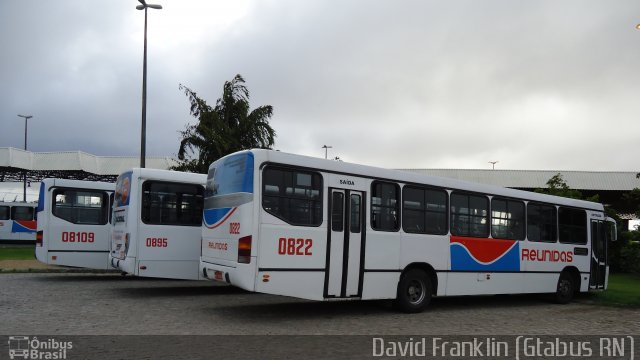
[200,149,616,312]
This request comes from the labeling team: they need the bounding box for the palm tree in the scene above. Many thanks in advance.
[173,74,276,173]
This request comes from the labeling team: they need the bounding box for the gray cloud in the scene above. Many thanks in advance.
[1,0,639,171]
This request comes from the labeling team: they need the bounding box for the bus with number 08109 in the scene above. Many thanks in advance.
[200,149,616,312]
[35,178,115,269]
[110,168,206,280]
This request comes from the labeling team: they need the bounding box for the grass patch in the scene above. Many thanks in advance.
[592,273,640,307]
[0,246,35,260]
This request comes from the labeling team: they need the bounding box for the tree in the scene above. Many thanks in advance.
[622,188,640,219]
[172,74,276,173]
[536,174,640,273]
[535,173,586,200]
[536,172,603,205]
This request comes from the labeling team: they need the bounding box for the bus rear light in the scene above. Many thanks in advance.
[36,231,43,247]
[124,233,130,255]
[238,235,252,264]
[140,265,147,270]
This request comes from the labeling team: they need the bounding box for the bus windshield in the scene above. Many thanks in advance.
[115,171,133,207]
[206,152,254,200]
[203,152,254,228]
[37,182,46,212]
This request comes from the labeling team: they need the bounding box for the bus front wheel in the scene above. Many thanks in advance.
[555,272,575,304]
[394,269,432,313]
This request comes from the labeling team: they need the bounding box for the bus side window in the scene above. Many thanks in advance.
[558,207,587,244]
[350,194,361,234]
[52,189,109,225]
[177,192,203,225]
[109,193,114,224]
[527,203,557,242]
[402,186,447,235]
[0,205,9,220]
[371,181,399,232]
[491,198,525,240]
[12,206,35,221]
[262,167,323,227]
[450,192,488,238]
[146,194,162,223]
[142,181,204,226]
[331,192,344,232]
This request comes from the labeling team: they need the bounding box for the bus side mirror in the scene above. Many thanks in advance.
[606,218,617,242]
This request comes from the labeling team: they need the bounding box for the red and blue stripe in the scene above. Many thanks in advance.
[203,207,237,229]
[12,220,37,234]
[450,236,520,271]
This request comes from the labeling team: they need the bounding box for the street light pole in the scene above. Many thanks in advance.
[136,0,162,168]
[17,114,33,202]
[322,145,332,159]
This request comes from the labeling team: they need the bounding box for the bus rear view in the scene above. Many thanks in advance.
[110,168,206,280]
[35,179,114,269]
[201,152,256,290]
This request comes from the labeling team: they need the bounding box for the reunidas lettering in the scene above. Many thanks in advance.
[522,249,573,262]
[208,242,228,251]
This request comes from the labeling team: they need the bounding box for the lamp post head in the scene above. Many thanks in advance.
[636,23,640,30]
[137,0,162,10]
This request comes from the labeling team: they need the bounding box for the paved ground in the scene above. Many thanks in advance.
[1,273,638,336]
[0,259,60,270]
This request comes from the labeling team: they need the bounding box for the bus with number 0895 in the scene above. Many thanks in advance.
[110,168,206,280]
[200,149,616,312]
[35,179,115,269]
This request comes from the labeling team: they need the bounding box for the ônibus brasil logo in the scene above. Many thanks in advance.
[7,336,73,360]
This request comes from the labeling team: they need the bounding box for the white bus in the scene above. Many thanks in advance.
[35,179,115,269]
[110,168,206,280]
[0,202,37,243]
[200,149,615,312]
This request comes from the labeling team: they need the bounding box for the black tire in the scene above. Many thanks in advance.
[555,272,575,304]
[394,269,432,313]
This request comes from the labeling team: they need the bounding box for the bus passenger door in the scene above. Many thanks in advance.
[590,220,608,289]
[325,189,365,298]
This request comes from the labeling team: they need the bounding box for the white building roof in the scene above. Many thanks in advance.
[0,147,177,175]
[400,169,640,191]
[1,147,638,191]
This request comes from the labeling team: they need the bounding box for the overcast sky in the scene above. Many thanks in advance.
[1,0,640,171]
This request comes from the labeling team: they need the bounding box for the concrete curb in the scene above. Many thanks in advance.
[0,268,120,274]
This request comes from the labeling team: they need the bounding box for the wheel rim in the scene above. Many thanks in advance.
[407,279,426,304]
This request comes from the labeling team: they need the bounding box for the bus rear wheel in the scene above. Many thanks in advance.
[555,272,575,304]
[395,269,432,313]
